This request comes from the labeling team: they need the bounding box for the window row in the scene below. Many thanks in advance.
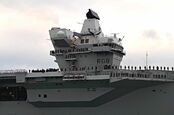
[38,94,47,98]
[97,58,110,64]
[93,43,123,50]
[61,66,98,71]
[81,39,89,44]
[111,72,167,79]
[54,48,88,54]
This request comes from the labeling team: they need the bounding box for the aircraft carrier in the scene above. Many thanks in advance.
[0,9,174,115]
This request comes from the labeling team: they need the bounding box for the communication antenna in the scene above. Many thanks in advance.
[121,36,125,41]
[111,33,119,38]
[146,51,148,69]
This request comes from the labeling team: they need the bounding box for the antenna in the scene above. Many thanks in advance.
[111,33,119,38]
[146,51,148,69]
[121,36,125,41]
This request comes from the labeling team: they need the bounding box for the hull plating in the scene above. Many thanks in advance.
[1,83,174,115]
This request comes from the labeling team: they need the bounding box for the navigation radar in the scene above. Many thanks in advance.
[86,9,100,20]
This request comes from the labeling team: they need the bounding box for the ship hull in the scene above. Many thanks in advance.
[1,83,174,115]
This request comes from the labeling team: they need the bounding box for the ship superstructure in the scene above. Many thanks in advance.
[0,9,174,115]
[49,9,125,75]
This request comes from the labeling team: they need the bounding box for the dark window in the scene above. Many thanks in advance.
[104,65,108,69]
[93,44,98,47]
[38,94,41,97]
[81,39,84,44]
[97,59,100,64]
[95,66,97,70]
[106,59,109,63]
[101,59,105,63]
[103,43,108,46]
[85,39,89,43]
[72,61,75,65]
[65,55,68,58]
[44,94,47,98]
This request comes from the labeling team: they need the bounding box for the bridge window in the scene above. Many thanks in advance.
[97,58,110,64]
[97,59,100,64]
[106,59,109,63]
[145,74,147,78]
[85,39,89,43]
[81,39,84,44]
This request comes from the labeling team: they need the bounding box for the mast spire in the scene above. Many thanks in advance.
[146,51,148,69]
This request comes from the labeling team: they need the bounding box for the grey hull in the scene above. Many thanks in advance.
[1,83,173,115]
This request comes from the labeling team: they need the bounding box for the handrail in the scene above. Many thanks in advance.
[0,69,27,74]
